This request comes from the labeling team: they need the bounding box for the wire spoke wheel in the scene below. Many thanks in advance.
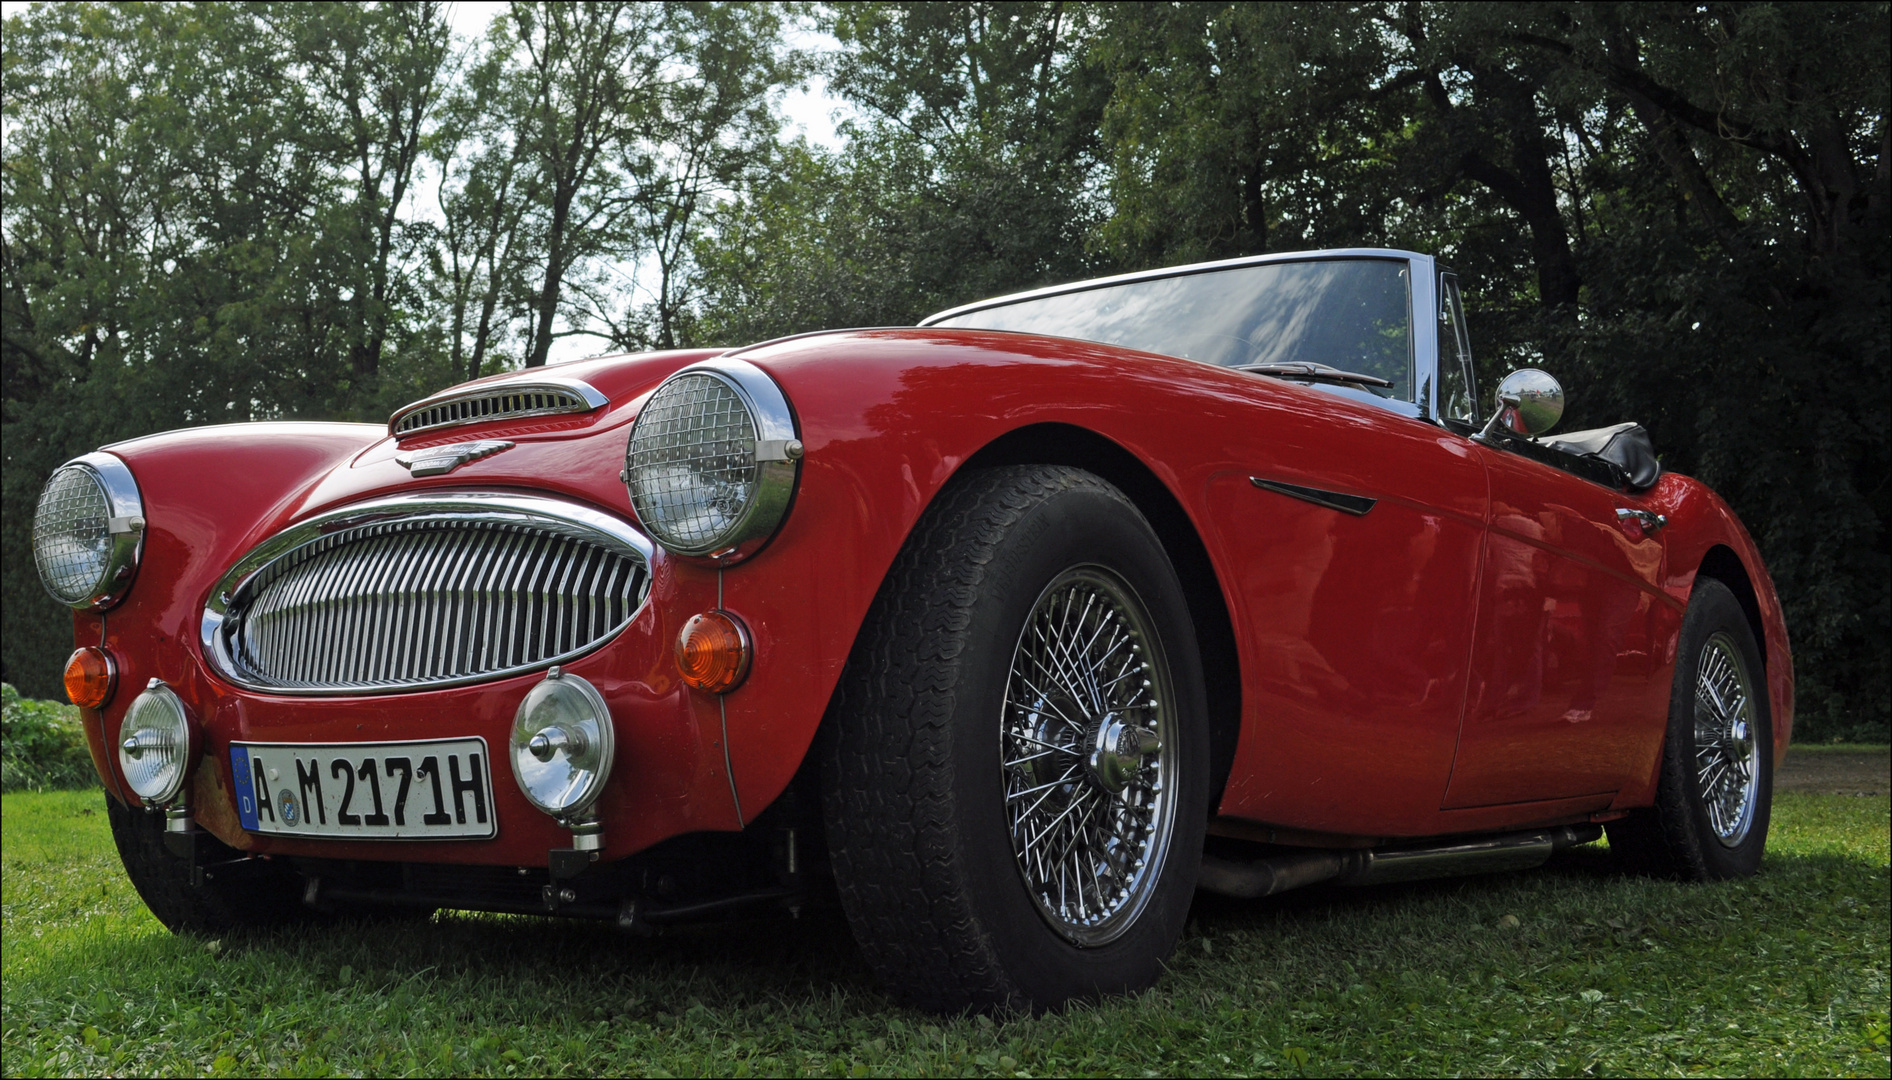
[825,466,1207,1011]
[1693,631,1759,847]
[1002,566,1177,945]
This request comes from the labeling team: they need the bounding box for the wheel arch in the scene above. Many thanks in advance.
[1695,544,1768,674]
[955,423,1243,805]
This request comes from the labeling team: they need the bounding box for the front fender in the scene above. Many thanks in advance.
[709,327,1380,823]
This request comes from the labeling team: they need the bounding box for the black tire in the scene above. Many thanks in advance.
[822,465,1210,1014]
[107,794,306,933]
[1608,578,1773,880]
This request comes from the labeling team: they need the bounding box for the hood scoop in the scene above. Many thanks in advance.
[390,377,608,438]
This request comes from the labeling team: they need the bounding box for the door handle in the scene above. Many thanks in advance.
[1615,508,1667,533]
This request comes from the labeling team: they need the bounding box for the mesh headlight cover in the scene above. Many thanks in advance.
[34,465,112,605]
[625,373,760,553]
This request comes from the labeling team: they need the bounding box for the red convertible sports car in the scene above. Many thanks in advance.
[34,248,1791,1013]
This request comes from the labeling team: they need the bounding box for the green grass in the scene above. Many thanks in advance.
[3,790,1887,1077]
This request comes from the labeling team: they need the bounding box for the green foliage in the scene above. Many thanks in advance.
[690,2,1113,341]
[3,2,1885,739]
[4,785,1887,1074]
[1,684,97,793]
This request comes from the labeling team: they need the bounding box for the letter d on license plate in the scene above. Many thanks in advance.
[232,738,496,840]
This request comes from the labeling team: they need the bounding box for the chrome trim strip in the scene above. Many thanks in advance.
[388,377,609,438]
[1249,477,1378,517]
[202,493,654,696]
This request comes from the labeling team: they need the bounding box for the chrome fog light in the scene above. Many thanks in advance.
[117,679,194,805]
[510,667,615,819]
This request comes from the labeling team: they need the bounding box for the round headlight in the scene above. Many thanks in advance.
[624,358,800,561]
[118,680,193,804]
[33,453,144,610]
[510,668,615,818]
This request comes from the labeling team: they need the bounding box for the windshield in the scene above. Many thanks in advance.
[930,258,1414,401]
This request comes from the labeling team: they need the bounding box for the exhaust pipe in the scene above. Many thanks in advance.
[1198,823,1602,900]
[1197,849,1347,899]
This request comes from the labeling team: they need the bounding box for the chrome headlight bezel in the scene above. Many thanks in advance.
[117,679,195,805]
[622,358,801,563]
[33,452,145,611]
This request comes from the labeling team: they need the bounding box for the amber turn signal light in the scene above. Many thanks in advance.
[675,610,752,694]
[64,647,117,709]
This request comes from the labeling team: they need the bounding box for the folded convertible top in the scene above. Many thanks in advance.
[1542,422,1661,492]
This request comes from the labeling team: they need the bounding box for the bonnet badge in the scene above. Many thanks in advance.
[396,439,514,477]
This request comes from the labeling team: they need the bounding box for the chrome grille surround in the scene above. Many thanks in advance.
[389,377,608,438]
[202,494,652,696]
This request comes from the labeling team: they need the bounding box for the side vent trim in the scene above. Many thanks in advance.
[1249,476,1377,517]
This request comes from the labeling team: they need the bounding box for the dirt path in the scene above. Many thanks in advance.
[1776,749,1888,796]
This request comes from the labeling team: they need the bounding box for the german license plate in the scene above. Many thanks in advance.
[231,738,496,840]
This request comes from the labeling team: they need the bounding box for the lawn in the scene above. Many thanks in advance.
[2,763,1887,1077]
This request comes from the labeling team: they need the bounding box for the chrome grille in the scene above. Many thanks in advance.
[391,380,606,437]
[205,495,651,694]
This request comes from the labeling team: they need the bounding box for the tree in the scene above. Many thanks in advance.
[1091,2,1888,737]
[503,1,669,368]
[578,2,801,351]
[691,2,1112,343]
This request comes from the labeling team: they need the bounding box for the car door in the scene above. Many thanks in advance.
[1206,259,1490,836]
[1209,412,1488,835]
[1443,444,1680,807]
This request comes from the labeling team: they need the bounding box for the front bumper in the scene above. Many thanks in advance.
[85,566,745,868]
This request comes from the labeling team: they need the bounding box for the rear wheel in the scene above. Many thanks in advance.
[1608,578,1773,880]
[822,465,1209,1013]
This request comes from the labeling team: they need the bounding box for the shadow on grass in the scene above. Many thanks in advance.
[16,831,1885,1024]
[1179,839,1887,965]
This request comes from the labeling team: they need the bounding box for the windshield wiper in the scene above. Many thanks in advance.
[1234,361,1394,389]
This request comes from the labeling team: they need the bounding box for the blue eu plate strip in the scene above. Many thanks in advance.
[231,745,259,831]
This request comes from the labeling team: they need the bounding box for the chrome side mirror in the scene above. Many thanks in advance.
[1476,369,1563,441]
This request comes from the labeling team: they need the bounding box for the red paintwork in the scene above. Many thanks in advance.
[76,331,1793,864]
[1447,446,1681,809]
